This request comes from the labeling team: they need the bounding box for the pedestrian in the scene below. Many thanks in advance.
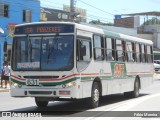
[0,63,5,88]
[3,61,11,88]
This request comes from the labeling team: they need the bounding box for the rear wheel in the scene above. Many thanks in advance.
[88,82,100,108]
[124,79,140,98]
[35,97,48,107]
[131,79,140,98]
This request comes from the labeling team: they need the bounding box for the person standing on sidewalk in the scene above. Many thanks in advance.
[3,61,11,88]
[0,63,5,88]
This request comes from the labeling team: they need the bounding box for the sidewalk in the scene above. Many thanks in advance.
[0,84,10,92]
[154,72,160,80]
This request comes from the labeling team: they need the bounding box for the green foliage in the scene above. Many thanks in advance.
[142,17,160,26]
[89,20,114,26]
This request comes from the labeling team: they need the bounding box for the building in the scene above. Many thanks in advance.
[114,12,160,51]
[63,4,87,22]
[0,0,40,73]
[114,15,140,28]
[40,6,87,23]
[41,7,71,22]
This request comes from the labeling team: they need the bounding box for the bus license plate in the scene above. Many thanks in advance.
[26,79,39,86]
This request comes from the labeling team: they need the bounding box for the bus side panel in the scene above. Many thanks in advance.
[81,81,93,98]
[102,78,135,95]
[126,63,154,89]
[141,63,154,89]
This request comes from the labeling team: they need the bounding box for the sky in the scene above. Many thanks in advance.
[40,0,160,23]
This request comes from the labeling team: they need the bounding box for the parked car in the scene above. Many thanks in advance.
[154,63,160,71]
[154,60,160,64]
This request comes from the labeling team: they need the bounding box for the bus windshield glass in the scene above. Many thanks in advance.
[12,35,74,71]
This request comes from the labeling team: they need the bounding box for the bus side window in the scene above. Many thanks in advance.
[77,38,92,71]
[116,39,123,61]
[141,44,145,63]
[77,38,92,61]
[136,43,141,63]
[147,45,152,63]
[122,41,127,62]
[126,42,133,62]
[93,35,104,61]
[139,44,142,62]
[112,39,117,61]
[132,42,136,62]
[144,45,148,63]
[105,38,113,61]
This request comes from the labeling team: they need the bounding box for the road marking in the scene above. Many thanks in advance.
[85,93,160,120]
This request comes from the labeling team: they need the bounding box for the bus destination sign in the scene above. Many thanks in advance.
[14,24,74,34]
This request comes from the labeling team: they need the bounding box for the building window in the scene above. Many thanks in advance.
[23,10,32,22]
[0,3,9,17]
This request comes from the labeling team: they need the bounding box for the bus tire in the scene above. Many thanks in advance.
[130,79,140,98]
[35,97,48,107]
[88,82,100,108]
[124,79,140,98]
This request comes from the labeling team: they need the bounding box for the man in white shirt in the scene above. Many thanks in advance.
[3,61,11,88]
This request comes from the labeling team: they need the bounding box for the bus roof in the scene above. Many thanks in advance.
[15,22,153,45]
[75,23,153,45]
[153,51,160,54]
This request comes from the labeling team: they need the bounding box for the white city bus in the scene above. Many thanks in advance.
[10,22,154,108]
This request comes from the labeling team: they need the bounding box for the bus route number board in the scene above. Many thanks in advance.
[26,79,39,86]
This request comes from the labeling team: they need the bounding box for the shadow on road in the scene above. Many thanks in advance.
[8,93,149,117]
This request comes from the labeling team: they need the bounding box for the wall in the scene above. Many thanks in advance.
[0,0,40,73]
[114,16,140,28]
[137,34,155,47]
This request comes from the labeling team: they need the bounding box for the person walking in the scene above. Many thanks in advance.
[3,61,11,88]
[0,63,5,88]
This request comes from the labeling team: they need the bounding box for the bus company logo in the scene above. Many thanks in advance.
[1,112,42,118]
[114,63,125,77]
[2,112,12,117]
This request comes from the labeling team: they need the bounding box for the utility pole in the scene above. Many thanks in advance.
[70,0,75,22]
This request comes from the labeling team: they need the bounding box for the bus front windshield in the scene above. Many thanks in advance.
[12,35,74,71]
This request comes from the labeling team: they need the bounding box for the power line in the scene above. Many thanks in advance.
[0,0,144,26]
[77,0,114,16]
[88,14,114,21]
[1,0,113,23]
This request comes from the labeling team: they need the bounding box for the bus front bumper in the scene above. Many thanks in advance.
[10,85,80,99]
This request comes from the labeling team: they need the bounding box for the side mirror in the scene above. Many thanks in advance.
[4,41,7,52]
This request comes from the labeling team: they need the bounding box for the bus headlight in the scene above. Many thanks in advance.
[10,81,22,88]
[64,81,76,88]
[11,81,18,87]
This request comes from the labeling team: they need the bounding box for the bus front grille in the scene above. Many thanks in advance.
[29,91,52,95]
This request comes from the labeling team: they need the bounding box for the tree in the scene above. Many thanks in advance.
[89,20,114,26]
[142,17,160,26]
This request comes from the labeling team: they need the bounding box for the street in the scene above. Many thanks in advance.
[0,74,160,120]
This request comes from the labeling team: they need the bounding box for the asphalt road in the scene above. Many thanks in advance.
[1,76,160,120]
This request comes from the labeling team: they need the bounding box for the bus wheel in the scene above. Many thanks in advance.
[88,82,100,108]
[124,79,140,98]
[131,79,140,98]
[35,97,48,107]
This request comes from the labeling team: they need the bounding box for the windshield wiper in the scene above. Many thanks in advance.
[47,47,52,64]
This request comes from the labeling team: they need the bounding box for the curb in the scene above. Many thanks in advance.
[0,88,10,92]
